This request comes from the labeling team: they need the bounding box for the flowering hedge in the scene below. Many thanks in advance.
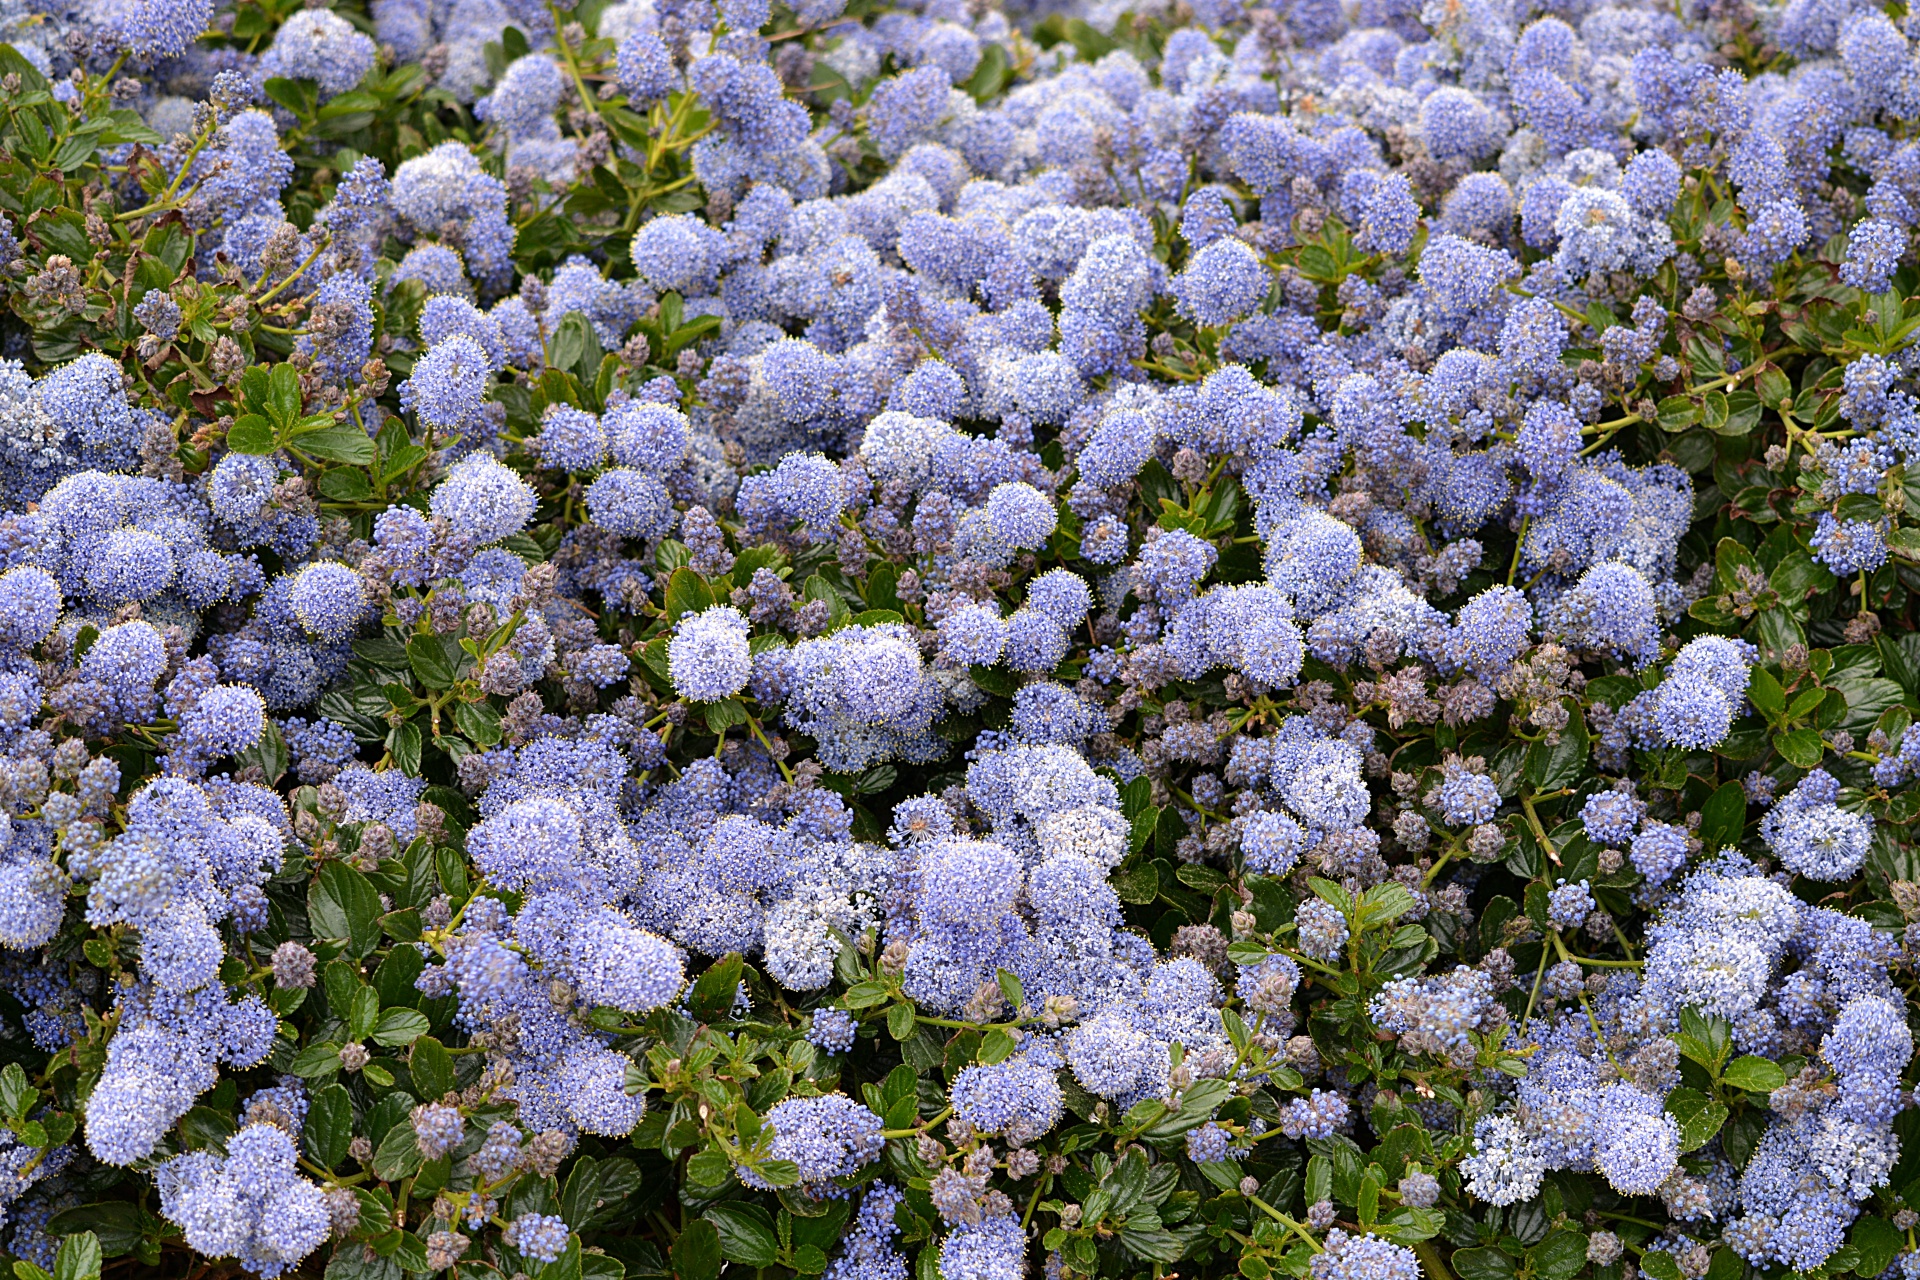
[0,0,1916,1278]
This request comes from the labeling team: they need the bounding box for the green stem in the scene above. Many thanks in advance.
[548,5,601,117]
[1246,1197,1322,1253]
[1506,516,1529,586]
[120,123,215,220]
[1414,1240,1456,1280]
[1552,931,1624,1073]
[1518,792,1562,867]
[746,713,794,784]
[253,234,330,307]
[1522,934,1552,1024]
[1021,1174,1050,1229]
[879,1106,951,1138]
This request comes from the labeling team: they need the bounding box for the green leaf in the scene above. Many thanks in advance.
[548,311,593,381]
[371,1008,430,1047]
[582,1254,625,1280]
[687,953,743,1022]
[1479,896,1518,951]
[803,574,852,630]
[1656,395,1700,432]
[382,445,430,485]
[1375,1208,1444,1245]
[288,1043,344,1079]
[965,40,1009,102]
[53,1232,100,1280]
[1360,883,1418,924]
[732,544,788,581]
[241,366,274,414]
[1697,781,1747,855]
[371,1123,423,1182]
[996,968,1024,1010]
[1713,389,1763,436]
[226,414,277,454]
[704,699,748,734]
[1308,877,1353,914]
[1720,1113,1758,1174]
[1852,1216,1903,1279]
[1641,1253,1683,1280]
[1530,1230,1588,1280]
[453,701,503,746]
[684,1149,731,1187]
[863,560,901,611]
[843,981,888,1010]
[1128,802,1159,856]
[705,1204,777,1269]
[1225,941,1268,968]
[1664,1087,1730,1153]
[671,1218,723,1280]
[558,1157,604,1233]
[387,720,422,776]
[1524,703,1588,791]
[353,638,411,669]
[1451,1248,1516,1280]
[1119,1225,1194,1264]
[230,713,289,782]
[43,1206,146,1261]
[1305,1155,1332,1206]
[886,1003,915,1041]
[349,986,379,1041]
[407,1035,454,1103]
[311,861,383,958]
[1770,550,1834,600]
[1524,881,1550,933]
[295,425,377,466]
[1720,1056,1787,1093]
[241,364,273,413]
[1773,727,1825,769]
[407,636,459,690]
[305,1083,353,1169]
[664,567,715,622]
[1747,667,1787,719]
[268,362,303,426]
[262,75,319,118]
[0,1063,29,1124]
[1676,1008,1732,1071]
[1753,363,1792,408]
[1786,687,1827,722]
[1113,861,1158,904]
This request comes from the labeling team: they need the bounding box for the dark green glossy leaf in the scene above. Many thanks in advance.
[704,1204,777,1268]
[305,1084,354,1169]
[670,1218,722,1280]
[295,425,377,466]
[1664,1087,1729,1152]
[1451,1248,1516,1280]
[1698,780,1747,854]
[407,636,459,690]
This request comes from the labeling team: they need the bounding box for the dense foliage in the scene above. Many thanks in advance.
[0,0,1917,1277]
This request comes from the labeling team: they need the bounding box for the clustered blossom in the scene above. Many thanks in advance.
[0,0,1910,1273]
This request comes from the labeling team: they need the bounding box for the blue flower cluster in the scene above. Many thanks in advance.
[0,0,1915,1269]
[1458,850,1912,1273]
